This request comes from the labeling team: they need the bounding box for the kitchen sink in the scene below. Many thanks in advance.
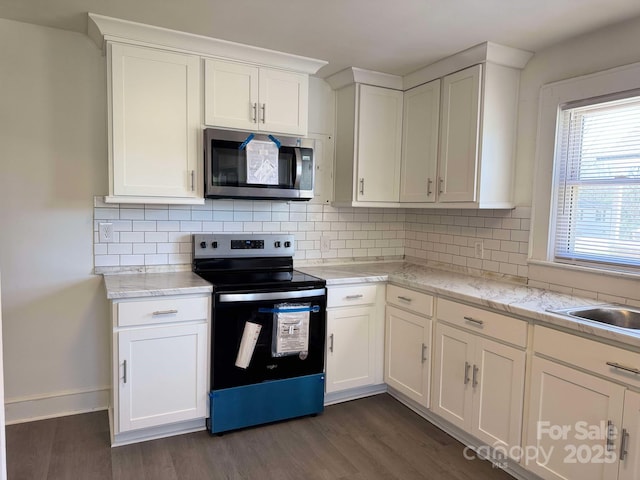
[550,305,640,330]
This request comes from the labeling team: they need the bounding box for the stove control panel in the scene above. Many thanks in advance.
[193,233,294,259]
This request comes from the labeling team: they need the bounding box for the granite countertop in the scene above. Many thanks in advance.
[297,262,640,349]
[103,271,212,299]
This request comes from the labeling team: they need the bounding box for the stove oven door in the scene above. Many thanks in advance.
[211,287,326,391]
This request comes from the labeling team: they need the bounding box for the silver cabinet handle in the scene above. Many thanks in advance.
[252,102,258,123]
[472,364,479,388]
[260,103,266,123]
[329,333,334,353]
[359,178,365,195]
[427,178,433,196]
[123,359,127,384]
[439,177,444,194]
[464,361,471,385]
[397,296,413,302]
[606,420,616,452]
[620,428,630,461]
[606,361,640,375]
[190,170,195,191]
[152,309,178,316]
[464,316,484,326]
[421,343,427,364]
[345,294,364,300]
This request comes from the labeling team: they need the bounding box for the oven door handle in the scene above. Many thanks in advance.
[218,288,326,303]
[258,305,320,314]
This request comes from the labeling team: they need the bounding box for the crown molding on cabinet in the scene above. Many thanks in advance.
[325,67,403,91]
[403,41,533,90]
[87,13,327,74]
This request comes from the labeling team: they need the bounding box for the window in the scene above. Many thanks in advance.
[552,93,640,269]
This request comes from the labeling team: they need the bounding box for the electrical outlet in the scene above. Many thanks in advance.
[320,235,331,253]
[99,223,114,243]
[474,241,484,259]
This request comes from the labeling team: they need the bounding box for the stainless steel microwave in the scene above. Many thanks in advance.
[204,128,315,201]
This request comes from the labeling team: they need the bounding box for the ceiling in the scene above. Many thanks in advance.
[2,0,640,77]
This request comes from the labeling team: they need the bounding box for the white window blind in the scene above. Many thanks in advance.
[553,93,640,269]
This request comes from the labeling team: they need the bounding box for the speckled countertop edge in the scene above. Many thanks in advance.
[103,271,212,299]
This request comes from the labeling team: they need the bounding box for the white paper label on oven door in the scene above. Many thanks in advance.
[272,303,310,357]
[235,321,262,369]
[246,140,279,185]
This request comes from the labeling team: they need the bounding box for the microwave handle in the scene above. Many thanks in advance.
[293,148,303,189]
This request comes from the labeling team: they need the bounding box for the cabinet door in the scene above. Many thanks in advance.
[472,337,525,451]
[356,85,403,202]
[400,80,440,203]
[258,68,308,135]
[384,306,432,407]
[619,390,640,480]
[438,64,481,203]
[204,59,259,130]
[525,356,624,480]
[109,43,200,199]
[325,306,375,393]
[118,323,208,432]
[432,323,474,430]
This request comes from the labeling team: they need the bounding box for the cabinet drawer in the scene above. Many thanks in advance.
[534,325,640,389]
[327,284,377,308]
[116,295,209,327]
[386,285,433,317]
[437,298,527,347]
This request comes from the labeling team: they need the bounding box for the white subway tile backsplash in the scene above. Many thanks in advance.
[133,221,156,232]
[144,209,169,221]
[144,232,168,243]
[168,209,191,221]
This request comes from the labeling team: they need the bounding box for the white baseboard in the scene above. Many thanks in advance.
[324,384,387,405]
[4,386,110,425]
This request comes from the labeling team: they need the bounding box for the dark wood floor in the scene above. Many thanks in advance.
[6,394,514,480]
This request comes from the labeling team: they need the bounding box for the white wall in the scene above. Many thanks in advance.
[513,14,640,206]
[0,19,110,422]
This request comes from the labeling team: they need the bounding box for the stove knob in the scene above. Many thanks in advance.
[199,241,207,249]
[284,241,291,248]
[274,241,281,248]
[212,241,218,248]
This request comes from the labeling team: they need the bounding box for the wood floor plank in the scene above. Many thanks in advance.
[45,411,112,480]
[5,394,516,480]
[5,416,56,480]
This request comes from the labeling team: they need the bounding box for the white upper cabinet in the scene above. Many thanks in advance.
[204,60,258,131]
[204,59,308,136]
[333,84,403,205]
[438,65,481,203]
[328,43,530,209]
[400,79,441,203]
[108,43,202,204]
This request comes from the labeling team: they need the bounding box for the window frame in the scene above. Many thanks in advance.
[529,60,640,285]
[550,93,640,270]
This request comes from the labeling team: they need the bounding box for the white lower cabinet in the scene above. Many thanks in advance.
[117,323,208,432]
[325,284,384,396]
[110,294,210,445]
[526,356,624,480]
[432,299,526,453]
[384,285,434,407]
[620,390,640,480]
[526,325,640,480]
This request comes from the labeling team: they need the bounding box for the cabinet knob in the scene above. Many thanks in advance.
[427,178,433,196]
[252,102,258,123]
[359,178,365,196]
[261,103,266,123]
